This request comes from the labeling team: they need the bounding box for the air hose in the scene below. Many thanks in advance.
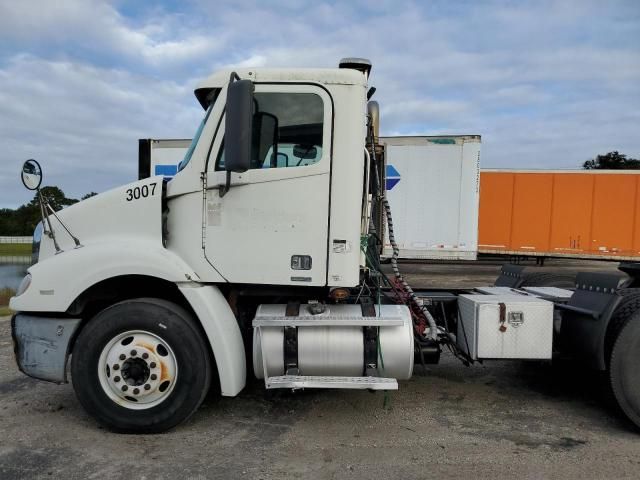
[366,123,438,341]
[382,195,438,341]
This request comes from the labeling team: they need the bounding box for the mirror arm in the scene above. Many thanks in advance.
[37,192,50,236]
[219,171,232,198]
[38,189,62,254]
[45,203,83,248]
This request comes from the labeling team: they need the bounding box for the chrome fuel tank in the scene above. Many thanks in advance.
[253,303,414,380]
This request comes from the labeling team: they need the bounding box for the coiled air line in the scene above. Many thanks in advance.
[367,119,438,341]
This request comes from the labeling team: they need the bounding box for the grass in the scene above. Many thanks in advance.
[0,243,31,256]
[0,287,15,316]
[0,287,15,305]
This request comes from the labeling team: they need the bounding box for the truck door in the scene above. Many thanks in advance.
[203,84,332,286]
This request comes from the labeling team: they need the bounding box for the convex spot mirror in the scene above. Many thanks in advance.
[21,159,43,191]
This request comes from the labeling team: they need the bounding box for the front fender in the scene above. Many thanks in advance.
[10,240,199,313]
[179,285,246,396]
[10,244,246,396]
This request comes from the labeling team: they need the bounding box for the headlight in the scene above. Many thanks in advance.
[16,274,32,297]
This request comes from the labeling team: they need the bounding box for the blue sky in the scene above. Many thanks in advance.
[0,0,639,208]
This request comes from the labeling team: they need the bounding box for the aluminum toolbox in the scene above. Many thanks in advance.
[457,294,553,360]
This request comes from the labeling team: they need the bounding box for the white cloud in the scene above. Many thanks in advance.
[0,0,220,67]
[0,54,203,207]
[0,0,639,207]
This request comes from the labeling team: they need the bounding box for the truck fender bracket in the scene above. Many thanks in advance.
[554,303,601,320]
[559,272,627,370]
[11,314,81,384]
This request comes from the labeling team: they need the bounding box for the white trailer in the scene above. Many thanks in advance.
[138,139,190,179]
[381,136,481,260]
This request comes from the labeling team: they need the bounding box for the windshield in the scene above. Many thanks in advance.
[177,104,212,172]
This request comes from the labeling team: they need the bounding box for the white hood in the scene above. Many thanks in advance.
[37,176,165,261]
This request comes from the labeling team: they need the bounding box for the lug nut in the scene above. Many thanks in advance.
[150,362,156,368]
[119,354,126,360]
[130,349,137,356]
[113,376,121,383]
[121,385,128,392]
[113,364,120,371]
[142,352,149,359]
[133,388,140,395]
[144,384,151,391]
[150,374,157,381]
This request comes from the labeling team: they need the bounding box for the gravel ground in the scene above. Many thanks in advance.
[1,259,639,479]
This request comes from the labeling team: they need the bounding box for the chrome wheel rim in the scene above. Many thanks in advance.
[97,330,178,410]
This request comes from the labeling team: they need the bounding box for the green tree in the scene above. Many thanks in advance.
[583,151,640,170]
[30,186,78,211]
[0,186,84,235]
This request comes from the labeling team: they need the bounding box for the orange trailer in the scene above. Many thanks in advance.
[478,170,640,260]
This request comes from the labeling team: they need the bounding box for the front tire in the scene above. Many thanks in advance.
[71,298,212,433]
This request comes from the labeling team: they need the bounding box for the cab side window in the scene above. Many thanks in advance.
[216,92,324,170]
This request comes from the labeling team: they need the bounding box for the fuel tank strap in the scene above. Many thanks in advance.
[283,326,299,375]
[361,302,379,375]
[363,326,379,376]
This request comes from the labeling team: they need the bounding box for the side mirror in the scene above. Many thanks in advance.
[225,79,254,173]
[21,159,43,190]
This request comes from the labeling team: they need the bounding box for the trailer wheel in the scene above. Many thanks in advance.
[520,272,576,288]
[609,307,640,430]
[71,298,212,433]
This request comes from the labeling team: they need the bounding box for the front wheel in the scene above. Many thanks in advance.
[71,298,212,433]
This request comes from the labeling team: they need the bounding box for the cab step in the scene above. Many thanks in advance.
[252,303,407,327]
[265,375,398,390]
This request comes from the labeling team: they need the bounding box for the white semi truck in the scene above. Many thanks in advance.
[10,59,640,433]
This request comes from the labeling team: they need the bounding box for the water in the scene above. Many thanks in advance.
[0,262,28,290]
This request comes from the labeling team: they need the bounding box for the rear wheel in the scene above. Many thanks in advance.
[609,309,640,430]
[71,298,212,433]
[604,292,640,364]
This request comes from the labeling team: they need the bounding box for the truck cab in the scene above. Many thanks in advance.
[165,66,367,288]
